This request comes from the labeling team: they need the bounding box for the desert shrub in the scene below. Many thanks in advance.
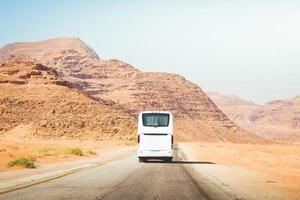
[7,156,36,168]
[0,148,6,152]
[87,150,97,155]
[125,137,137,146]
[38,147,49,154]
[37,147,84,157]
[38,147,54,156]
[66,147,83,156]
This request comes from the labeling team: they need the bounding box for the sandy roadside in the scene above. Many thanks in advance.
[0,138,136,192]
[179,142,300,200]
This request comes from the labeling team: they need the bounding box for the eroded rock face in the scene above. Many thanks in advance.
[207,91,300,142]
[0,37,267,143]
[0,60,62,85]
[0,60,136,140]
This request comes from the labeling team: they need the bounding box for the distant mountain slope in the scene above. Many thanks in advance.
[0,60,136,140]
[0,37,99,61]
[207,91,300,142]
[0,37,267,143]
[206,91,256,106]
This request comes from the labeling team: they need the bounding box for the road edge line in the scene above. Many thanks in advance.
[0,150,135,195]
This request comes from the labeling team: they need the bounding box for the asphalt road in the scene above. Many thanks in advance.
[0,150,211,200]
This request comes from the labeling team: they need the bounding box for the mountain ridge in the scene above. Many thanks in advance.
[208,91,300,142]
[0,37,99,61]
[0,37,268,143]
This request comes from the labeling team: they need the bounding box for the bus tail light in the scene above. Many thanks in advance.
[171,135,174,144]
[138,135,140,143]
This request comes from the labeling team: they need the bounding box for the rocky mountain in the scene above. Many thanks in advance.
[0,37,99,61]
[206,92,256,107]
[0,60,136,140]
[0,37,267,143]
[207,91,300,142]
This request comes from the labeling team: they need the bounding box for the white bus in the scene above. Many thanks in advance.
[137,111,173,162]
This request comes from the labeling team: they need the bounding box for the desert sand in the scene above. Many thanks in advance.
[0,136,135,173]
[182,142,300,199]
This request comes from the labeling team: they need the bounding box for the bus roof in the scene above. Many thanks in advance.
[139,111,172,115]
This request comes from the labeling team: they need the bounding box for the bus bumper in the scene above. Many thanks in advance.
[138,149,173,158]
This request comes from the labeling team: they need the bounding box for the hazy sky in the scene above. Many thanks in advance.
[1,0,300,103]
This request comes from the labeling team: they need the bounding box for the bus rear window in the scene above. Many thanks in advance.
[142,113,169,127]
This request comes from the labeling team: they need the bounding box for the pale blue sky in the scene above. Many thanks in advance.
[1,0,300,103]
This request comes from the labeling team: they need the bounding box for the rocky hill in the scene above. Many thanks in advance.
[0,37,99,61]
[0,37,267,143]
[0,60,136,140]
[207,91,300,142]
